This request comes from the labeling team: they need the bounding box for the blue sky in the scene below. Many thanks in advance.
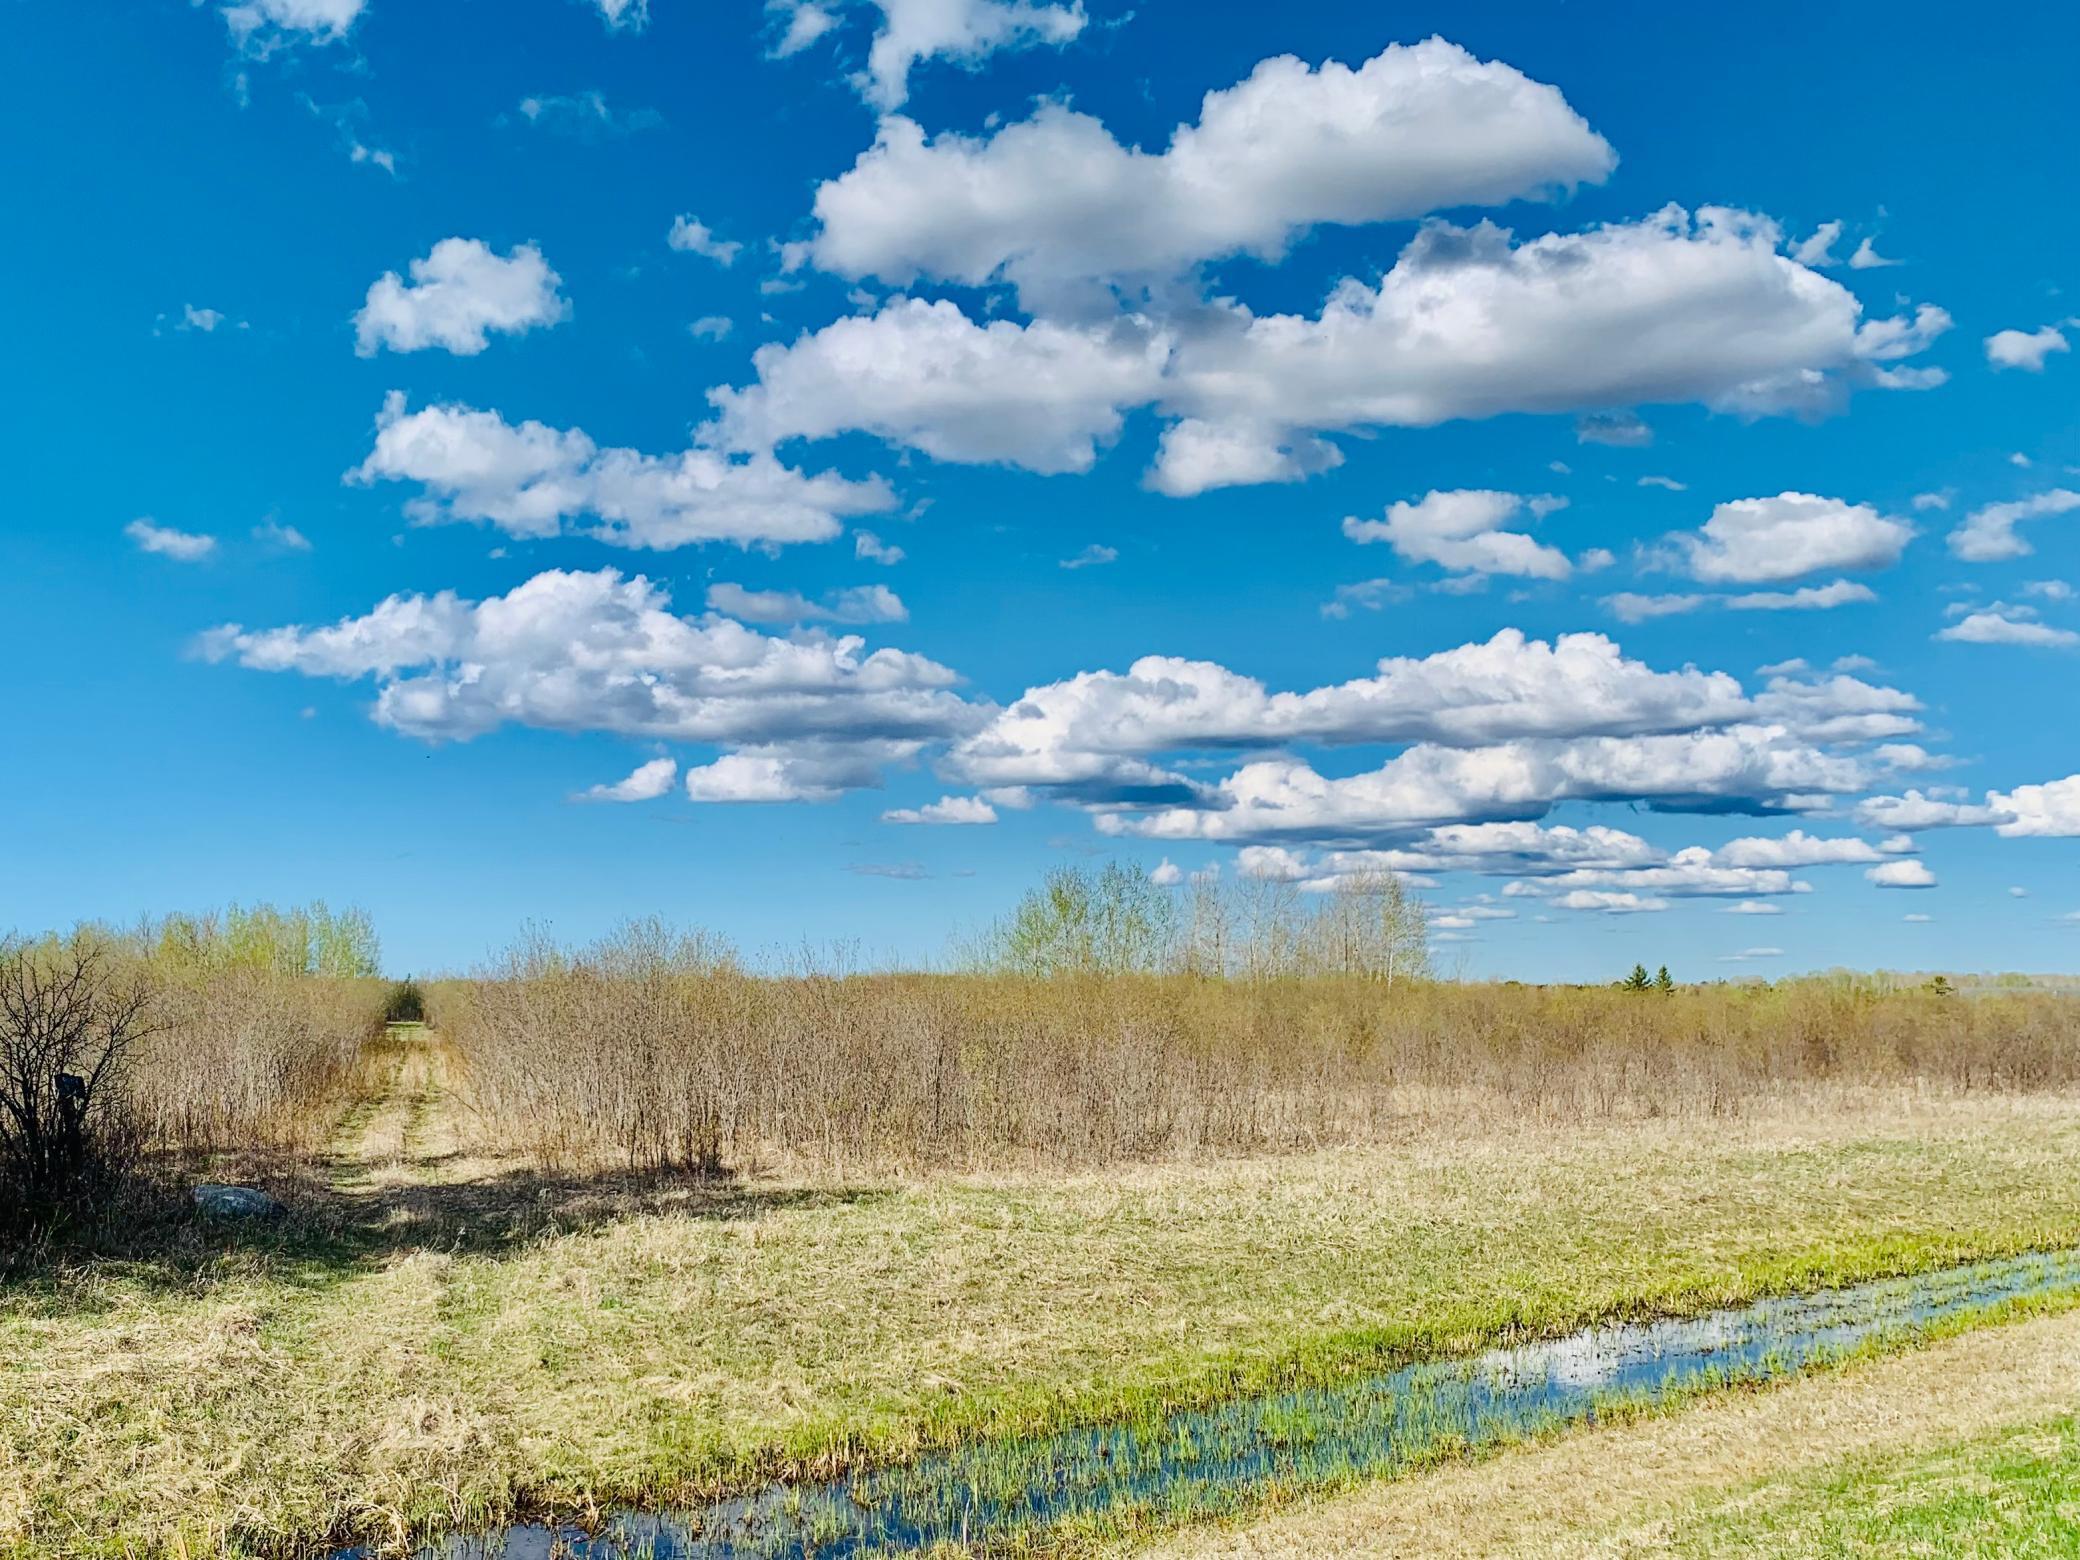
[4,0,2078,978]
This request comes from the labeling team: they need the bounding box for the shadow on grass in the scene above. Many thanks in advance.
[0,1152,893,1308]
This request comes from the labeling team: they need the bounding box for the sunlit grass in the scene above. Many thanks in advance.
[7,1075,2080,1557]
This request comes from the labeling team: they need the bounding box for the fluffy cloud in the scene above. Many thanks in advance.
[579,757,679,802]
[1222,819,1910,902]
[1936,604,2079,647]
[1985,326,2068,371]
[1946,490,2080,562]
[125,519,217,561]
[667,216,742,266]
[705,582,907,625]
[1989,775,2080,838]
[1852,775,2080,842]
[727,210,1945,496]
[1149,209,1943,495]
[1852,790,2010,831]
[354,240,569,358]
[1554,890,1668,914]
[707,299,1171,473]
[1144,419,1342,497]
[1525,849,1812,899]
[807,38,1613,301]
[1866,859,1936,888]
[1098,725,1872,845]
[882,794,998,825]
[770,0,1083,109]
[866,0,1084,111]
[1342,490,1573,581]
[949,630,1757,797]
[353,392,893,550]
[681,739,928,803]
[221,0,364,50]
[196,569,979,771]
[1656,493,1913,583]
[1714,830,1889,867]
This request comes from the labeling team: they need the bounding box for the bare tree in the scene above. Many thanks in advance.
[1,941,160,1229]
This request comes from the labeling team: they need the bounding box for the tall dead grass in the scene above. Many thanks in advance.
[439,924,2080,1175]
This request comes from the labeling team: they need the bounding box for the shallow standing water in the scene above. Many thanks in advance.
[340,1249,2080,1559]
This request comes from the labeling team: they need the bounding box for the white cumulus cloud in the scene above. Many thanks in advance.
[707,299,1171,474]
[1936,604,2079,648]
[1342,489,1573,581]
[579,756,679,802]
[882,795,998,825]
[731,208,1945,497]
[1985,325,2070,372]
[1148,208,1944,495]
[196,568,979,774]
[1989,775,2080,838]
[1554,890,1669,914]
[1866,859,1936,888]
[352,392,893,551]
[1657,492,1913,583]
[1946,490,2080,562]
[807,38,1613,302]
[948,629,1767,800]
[354,240,569,357]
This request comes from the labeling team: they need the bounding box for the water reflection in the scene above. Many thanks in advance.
[344,1249,2080,1558]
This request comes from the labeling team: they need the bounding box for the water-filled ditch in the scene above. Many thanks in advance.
[341,1248,2080,1558]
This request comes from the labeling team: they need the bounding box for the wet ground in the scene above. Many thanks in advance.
[337,1248,2080,1558]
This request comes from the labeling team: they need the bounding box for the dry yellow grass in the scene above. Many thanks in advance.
[1126,1306,2080,1559]
[7,1030,2080,1557]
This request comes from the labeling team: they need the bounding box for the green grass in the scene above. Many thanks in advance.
[1666,1414,2080,1557]
[7,1094,2080,1557]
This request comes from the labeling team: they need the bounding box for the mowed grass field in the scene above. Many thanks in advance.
[6,1030,2080,1557]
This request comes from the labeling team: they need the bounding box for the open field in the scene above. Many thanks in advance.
[7,1014,2080,1555]
[1128,1305,2080,1558]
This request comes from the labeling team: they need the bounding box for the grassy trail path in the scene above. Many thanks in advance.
[320,1026,466,1202]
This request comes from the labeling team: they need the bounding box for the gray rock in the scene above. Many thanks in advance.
[193,1183,287,1219]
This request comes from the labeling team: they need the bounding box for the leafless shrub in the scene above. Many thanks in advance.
[125,971,375,1154]
[1,941,160,1233]
[440,923,2080,1177]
